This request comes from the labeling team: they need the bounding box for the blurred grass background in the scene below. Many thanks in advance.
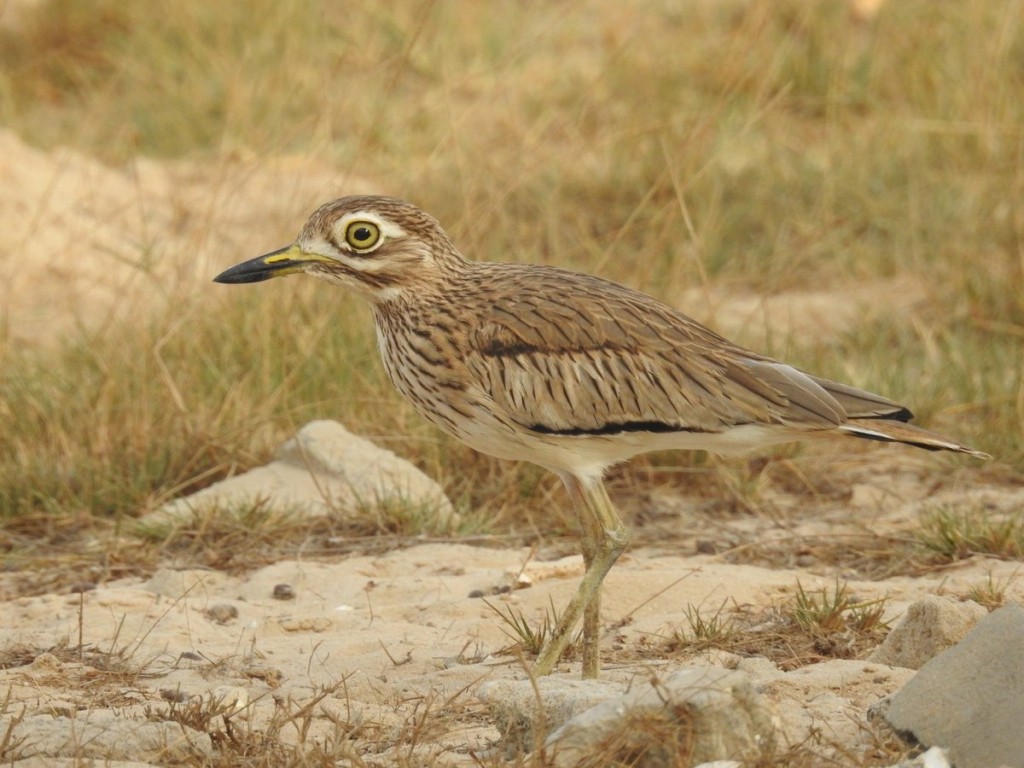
[0,0,1020,538]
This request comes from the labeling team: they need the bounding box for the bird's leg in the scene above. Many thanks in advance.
[533,474,630,678]
[575,483,604,678]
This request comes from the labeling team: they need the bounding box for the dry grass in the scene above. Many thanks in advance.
[965,570,1018,609]
[658,579,890,670]
[487,598,584,663]
[0,0,1019,536]
[725,530,929,580]
[917,503,1024,561]
[0,638,490,767]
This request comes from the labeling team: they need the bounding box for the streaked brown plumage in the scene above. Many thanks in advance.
[215,195,987,678]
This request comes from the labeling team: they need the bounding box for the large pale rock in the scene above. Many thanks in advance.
[0,710,212,763]
[145,420,455,530]
[479,677,626,756]
[750,658,913,747]
[886,746,952,768]
[885,604,1024,768]
[868,595,986,670]
[545,668,775,767]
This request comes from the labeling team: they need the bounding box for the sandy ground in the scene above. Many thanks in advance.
[0,129,372,346]
[2,493,1021,763]
[2,130,1020,764]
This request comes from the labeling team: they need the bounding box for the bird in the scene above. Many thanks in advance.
[214,195,988,678]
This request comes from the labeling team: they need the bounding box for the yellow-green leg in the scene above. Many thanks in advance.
[578,500,601,678]
[533,475,630,678]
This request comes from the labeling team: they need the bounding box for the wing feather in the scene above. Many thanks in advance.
[462,265,866,437]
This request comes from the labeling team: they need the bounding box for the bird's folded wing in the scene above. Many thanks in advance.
[806,375,912,421]
[464,295,861,436]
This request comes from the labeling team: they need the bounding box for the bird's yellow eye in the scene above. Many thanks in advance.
[345,220,381,251]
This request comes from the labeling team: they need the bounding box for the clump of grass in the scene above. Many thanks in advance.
[669,601,740,653]
[151,689,250,741]
[726,531,926,580]
[5,636,484,766]
[0,287,503,538]
[136,500,313,571]
[350,494,463,538]
[136,494,472,573]
[655,579,889,669]
[146,679,386,766]
[917,505,1024,562]
[0,290,365,522]
[761,579,889,666]
[964,570,1018,610]
[789,579,889,637]
[485,598,580,661]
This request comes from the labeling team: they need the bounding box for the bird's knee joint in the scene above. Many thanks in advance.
[603,526,630,555]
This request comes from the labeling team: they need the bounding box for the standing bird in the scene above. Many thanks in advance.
[214,196,987,678]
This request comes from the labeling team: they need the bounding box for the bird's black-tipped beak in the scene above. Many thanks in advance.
[213,245,316,284]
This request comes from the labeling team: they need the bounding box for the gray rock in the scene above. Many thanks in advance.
[869,595,986,670]
[886,746,952,768]
[0,710,212,762]
[546,668,775,767]
[478,677,625,755]
[886,603,1024,768]
[763,659,914,748]
[144,420,455,530]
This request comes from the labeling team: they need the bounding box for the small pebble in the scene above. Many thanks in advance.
[211,686,249,717]
[695,539,718,554]
[205,603,239,624]
[468,589,485,598]
[243,665,284,688]
[272,583,296,600]
[160,688,191,703]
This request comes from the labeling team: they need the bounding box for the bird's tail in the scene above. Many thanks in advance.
[839,419,989,459]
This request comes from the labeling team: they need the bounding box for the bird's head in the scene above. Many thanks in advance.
[214,196,465,300]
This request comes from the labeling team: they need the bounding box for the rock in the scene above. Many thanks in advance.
[205,603,239,624]
[478,677,625,756]
[886,746,952,768]
[272,583,296,600]
[758,659,914,748]
[546,668,774,767]
[885,603,1024,768]
[209,686,250,718]
[0,710,212,762]
[869,595,987,670]
[144,420,455,531]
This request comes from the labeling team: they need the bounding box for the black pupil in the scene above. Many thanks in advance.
[353,226,372,242]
